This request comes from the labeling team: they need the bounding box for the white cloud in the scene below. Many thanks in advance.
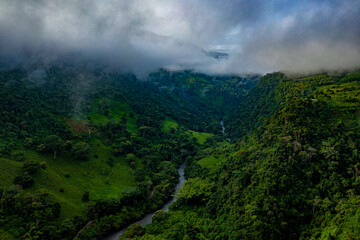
[0,0,359,75]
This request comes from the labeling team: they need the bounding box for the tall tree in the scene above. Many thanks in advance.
[45,135,63,159]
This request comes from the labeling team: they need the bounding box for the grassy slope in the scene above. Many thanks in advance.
[0,98,141,222]
[163,117,214,144]
[163,117,178,133]
[197,155,226,173]
[0,139,136,221]
[0,158,22,187]
[187,131,214,144]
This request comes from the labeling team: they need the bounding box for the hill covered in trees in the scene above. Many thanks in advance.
[120,72,360,240]
[0,66,359,240]
[0,66,255,239]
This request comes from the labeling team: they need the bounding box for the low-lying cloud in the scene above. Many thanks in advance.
[0,0,359,75]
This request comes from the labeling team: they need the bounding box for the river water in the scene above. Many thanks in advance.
[103,163,186,240]
[220,120,231,142]
[102,121,228,239]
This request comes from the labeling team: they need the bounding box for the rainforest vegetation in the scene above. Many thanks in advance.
[0,66,359,240]
[130,71,360,240]
[0,66,254,239]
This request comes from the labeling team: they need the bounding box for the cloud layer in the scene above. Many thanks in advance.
[0,0,359,74]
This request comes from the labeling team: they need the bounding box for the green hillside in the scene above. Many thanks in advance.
[130,72,360,240]
[1,68,359,240]
[0,67,237,239]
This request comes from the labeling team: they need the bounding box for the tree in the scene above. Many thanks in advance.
[13,172,34,188]
[124,224,144,238]
[63,140,73,150]
[23,160,40,175]
[114,140,132,156]
[134,168,146,182]
[45,135,63,159]
[120,187,144,206]
[72,142,90,160]
[11,150,25,161]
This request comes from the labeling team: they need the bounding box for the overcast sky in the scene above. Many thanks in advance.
[0,0,359,75]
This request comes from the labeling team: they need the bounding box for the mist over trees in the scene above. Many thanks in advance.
[0,1,359,240]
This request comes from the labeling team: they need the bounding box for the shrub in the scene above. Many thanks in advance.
[72,142,90,160]
[40,161,47,169]
[88,198,122,218]
[14,172,34,188]
[124,224,144,238]
[36,144,46,152]
[126,153,136,165]
[134,168,146,182]
[64,140,73,150]
[120,187,144,206]
[11,150,25,161]
[23,160,40,175]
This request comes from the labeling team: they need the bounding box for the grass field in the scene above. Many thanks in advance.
[0,157,23,187]
[197,154,227,172]
[0,138,138,221]
[187,130,214,144]
[163,117,178,133]
[163,117,214,144]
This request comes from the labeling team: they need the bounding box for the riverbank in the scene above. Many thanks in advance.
[103,163,186,240]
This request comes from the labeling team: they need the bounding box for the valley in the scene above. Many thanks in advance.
[0,67,253,239]
[0,67,359,240]
[1,1,360,239]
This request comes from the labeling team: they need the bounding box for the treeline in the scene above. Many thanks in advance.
[148,69,259,120]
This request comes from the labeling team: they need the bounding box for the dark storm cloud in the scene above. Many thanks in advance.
[0,0,359,74]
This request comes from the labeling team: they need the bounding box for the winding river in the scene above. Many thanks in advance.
[91,121,228,239]
[103,163,186,240]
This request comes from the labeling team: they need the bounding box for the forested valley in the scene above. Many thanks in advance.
[0,65,359,240]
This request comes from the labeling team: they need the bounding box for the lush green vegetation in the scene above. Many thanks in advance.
[163,117,178,133]
[226,72,285,139]
[149,69,259,126]
[1,66,359,240]
[122,72,360,240]
[0,66,248,239]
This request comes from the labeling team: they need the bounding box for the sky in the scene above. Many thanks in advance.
[0,0,359,75]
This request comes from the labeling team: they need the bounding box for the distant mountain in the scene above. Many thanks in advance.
[204,50,229,60]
